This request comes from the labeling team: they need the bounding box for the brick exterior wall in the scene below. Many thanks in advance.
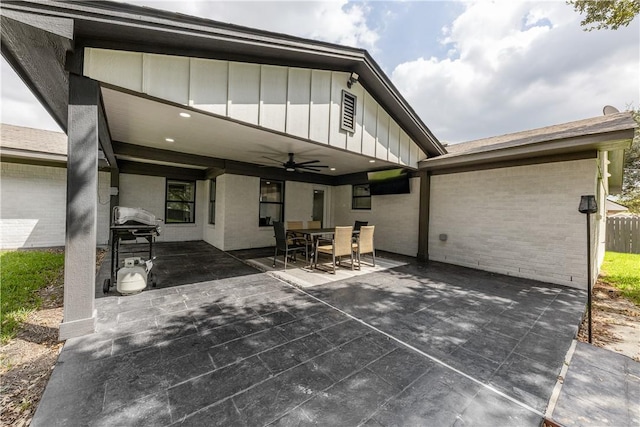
[0,162,110,248]
[332,177,420,256]
[429,159,599,289]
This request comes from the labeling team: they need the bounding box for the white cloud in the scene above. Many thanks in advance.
[392,1,640,143]
[128,1,379,51]
[1,60,61,132]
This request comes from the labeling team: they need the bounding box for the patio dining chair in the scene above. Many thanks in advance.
[315,226,355,274]
[273,221,308,270]
[353,225,375,268]
[306,220,321,229]
[354,220,368,232]
[353,220,368,242]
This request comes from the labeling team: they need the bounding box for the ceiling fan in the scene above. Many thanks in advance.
[262,153,330,172]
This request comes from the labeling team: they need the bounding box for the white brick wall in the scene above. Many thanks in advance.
[0,162,110,249]
[219,174,274,250]
[119,173,205,242]
[429,159,598,289]
[332,177,420,256]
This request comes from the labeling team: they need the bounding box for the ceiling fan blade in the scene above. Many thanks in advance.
[295,159,321,166]
[298,166,322,172]
[301,164,329,168]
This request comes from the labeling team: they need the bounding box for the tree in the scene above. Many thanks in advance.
[569,0,640,30]
[617,110,640,213]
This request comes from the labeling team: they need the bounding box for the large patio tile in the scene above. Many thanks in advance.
[365,347,435,390]
[167,356,271,421]
[94,391,173,427]
[458,328,520,364]
[316,319,371,346]
[369,365,480,427]
[454,387,542,426]
[446,346,501,382]
[233,362,334,425]
[490,353,560,412]
[259,332,335,374]
[273,369,398,426]
[209,328,289,367]
[170,399,244,426]
[512,331,572,368]
[274,314,328,340]
[312,334,395,382]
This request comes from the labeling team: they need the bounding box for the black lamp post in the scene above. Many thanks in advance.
[578,195,598,343]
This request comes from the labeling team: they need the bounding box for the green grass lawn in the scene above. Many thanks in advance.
[600,252,640,305]
[0,250,65,343]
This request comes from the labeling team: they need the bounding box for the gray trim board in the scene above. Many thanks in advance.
[119,160,206,181]
[113,141,226,169]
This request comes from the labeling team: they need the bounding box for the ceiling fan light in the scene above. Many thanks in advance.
[286,167,296,172]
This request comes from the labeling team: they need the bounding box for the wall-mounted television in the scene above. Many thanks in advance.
[367,168,410,195]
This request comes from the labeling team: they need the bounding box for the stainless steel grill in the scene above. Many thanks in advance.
[103,207,162,294]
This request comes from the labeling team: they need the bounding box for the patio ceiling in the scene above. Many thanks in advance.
[102,87,397,177]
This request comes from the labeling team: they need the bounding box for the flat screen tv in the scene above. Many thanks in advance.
[367,169,410,195]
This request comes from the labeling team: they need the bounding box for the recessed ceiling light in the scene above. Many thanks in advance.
[266,181,271,184]
[165,138,175,143]
[369,160,375,163]
[330,167,336,171]
[179,112,191,118]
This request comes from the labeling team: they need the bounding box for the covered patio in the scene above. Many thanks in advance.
[33,241,587,426]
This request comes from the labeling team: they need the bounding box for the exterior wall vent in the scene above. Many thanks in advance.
[340,90,357,133]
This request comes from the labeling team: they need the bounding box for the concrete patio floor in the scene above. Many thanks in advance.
[33,241,591,426]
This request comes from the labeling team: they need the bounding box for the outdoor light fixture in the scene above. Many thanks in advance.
[347,72,359,88]
[578,194,597,343]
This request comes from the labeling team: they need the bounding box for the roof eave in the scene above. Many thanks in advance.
[419,129,634,171]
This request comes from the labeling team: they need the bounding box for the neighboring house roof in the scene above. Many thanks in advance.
[0,123,67,164]
[606,199,629,214]
[442,113,635,158]
[420,112,637,192]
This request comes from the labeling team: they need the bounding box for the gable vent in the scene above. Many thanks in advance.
[340,90,357,133]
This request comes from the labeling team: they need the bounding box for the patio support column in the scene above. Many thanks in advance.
[59,74,100,340]
[110,168,119,215]
[417,171,430,262]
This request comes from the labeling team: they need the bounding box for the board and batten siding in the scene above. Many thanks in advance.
[429,159,599,289]
[83,48,427,168]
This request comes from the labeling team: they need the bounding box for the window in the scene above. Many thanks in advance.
[209,179,216,225]
[165,179,195,223]
[259,179,284,226]
[352,184,371,210]
[340,90,357,133]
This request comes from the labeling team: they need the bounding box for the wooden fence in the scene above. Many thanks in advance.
[606,216,640,254]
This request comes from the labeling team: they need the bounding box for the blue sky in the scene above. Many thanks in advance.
[1,1,638,144]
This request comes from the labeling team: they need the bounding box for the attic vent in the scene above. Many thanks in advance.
[340,90,357,133]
